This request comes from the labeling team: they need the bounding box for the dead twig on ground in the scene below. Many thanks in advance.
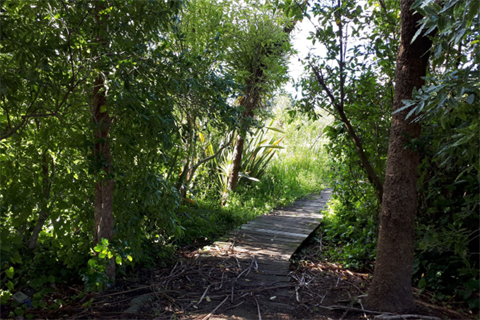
[316,304,388,315]
[200,295,229,320]
[196,285,210,306]
[374,315,441,320]
[253,295,262,320]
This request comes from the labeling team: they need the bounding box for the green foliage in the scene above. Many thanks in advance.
[294,0,394,274]
[80,238,133,292]
[299,0,478,311]
[319,196,377,270]
[0,1,319,313]
[186,95,330,242]
[241,123,285,182]
[230,96,331,206]
[214,124,286,198]
[404,0,479,308]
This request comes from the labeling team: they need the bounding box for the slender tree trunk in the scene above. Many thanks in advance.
[222,9,304,205]
[29,152,52,249]
[365,0,433,312]
[92,2,115,283]
[309,0,385,202]
[92,75,115,283]
[337,107,384,202]
[227,134,246,193]
[224,84,257,203]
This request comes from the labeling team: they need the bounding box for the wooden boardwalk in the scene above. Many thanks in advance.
[199,188,333,303]
[105,189,333,319]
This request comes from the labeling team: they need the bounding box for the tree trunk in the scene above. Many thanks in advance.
[223,10,303,205]
[91,1,115,283]
[337,107,384,202]
[227,134,245,193]
[92,74,115,283]
[223,86,257,202]
[365,0,433,312]
[29,152,52,249]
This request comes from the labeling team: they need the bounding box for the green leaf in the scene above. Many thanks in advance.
[6,267,14,279]
[239,172,260,182]
[418,277,427,289]
[6,281,14,291]
[264,126,285,134]
[411,22,426,44]
[115,255,122,265]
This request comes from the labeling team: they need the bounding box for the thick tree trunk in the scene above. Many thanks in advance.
[365,0,433,312]
[92,75,115,283]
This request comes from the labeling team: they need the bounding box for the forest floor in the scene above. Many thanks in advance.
[19,238,473,320]
[9,194,476,320]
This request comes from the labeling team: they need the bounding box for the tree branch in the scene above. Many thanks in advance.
[310,62,384,202]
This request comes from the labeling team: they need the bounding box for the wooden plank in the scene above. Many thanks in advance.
[254,216,319,227]
[232,230,307,244]
[295,200,328,204]
[255,215,320,226]
[276,207,324,214]
[274,209,323,215]
[226,231,304,243]
[237,227,309,239]
[245,218,317,230]
[226,248,295,259]
[232,242,300,253]
[273,213,322,219]
[244,220,317,233]
[218,236,301,248]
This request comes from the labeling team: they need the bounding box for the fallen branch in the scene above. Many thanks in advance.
[415,299,469,320]
[316,304,387,315]
[196,285,210,306]
[201,295,229,320]
[253,295,262,320]
[374,315,441,320]
[222,300,245,312]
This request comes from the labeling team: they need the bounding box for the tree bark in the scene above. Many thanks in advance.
[91,2,115,283]
[365,0,433,312]
[29,152,52,249]
[224,81,258,201]
[227,134,246,193]
[92,74,115,283]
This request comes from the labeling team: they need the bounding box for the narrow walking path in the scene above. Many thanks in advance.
[196,188,333,318]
